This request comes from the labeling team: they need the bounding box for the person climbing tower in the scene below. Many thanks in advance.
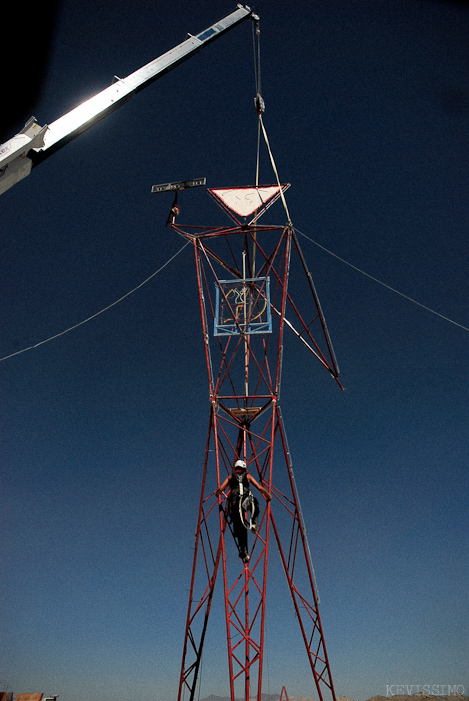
[216,459,272,563]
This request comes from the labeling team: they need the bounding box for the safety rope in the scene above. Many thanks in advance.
[295,227,469,332]
[0,241,191,363]
[239,494,255,530]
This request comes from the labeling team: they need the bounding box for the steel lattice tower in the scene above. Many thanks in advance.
[167,184,343,701]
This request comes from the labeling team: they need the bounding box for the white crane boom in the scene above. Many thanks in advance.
[0,4,258,196]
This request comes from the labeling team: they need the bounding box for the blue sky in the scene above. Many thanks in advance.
[0,1,467,701]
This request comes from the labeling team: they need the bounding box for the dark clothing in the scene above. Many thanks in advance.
[227,469,259,561]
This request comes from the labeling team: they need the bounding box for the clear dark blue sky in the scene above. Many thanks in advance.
[1,1,467,701]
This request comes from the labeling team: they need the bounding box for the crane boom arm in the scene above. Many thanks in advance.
[0,4,258,195]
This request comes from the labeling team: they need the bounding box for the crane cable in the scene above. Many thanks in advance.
[252,19,292,230]
[251,21,466,334]
[252,19,261,277]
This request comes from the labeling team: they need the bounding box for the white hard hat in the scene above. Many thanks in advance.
[234,459,247,469]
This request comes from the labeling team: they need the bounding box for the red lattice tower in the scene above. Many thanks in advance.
[170,185,343,701]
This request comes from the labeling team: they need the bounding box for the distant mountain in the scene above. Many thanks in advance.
[200,693,468,701]
[199,695,314,701]
[200,696,282,701]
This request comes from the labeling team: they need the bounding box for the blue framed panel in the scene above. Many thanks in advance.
[214,277,272,336]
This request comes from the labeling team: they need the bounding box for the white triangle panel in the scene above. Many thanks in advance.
[209,186,283,218]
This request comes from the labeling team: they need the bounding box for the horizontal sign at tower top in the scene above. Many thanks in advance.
[151,177,206,193]
[208,184,290,223]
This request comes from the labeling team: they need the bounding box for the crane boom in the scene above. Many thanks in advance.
[0,4,258,196]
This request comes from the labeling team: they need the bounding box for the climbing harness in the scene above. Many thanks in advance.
[233,472,256,531]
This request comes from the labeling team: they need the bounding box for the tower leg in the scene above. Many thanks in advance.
[269,407,337,701]
[177,405,224,701]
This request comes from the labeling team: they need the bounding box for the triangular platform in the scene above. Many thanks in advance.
[208,184,290,224]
